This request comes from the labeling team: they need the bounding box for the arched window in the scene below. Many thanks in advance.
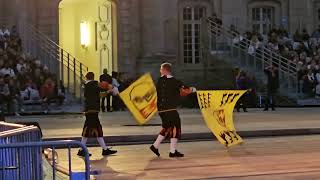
[182,6,206,64]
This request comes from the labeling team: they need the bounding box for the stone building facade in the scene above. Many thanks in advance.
[1,0,320,76]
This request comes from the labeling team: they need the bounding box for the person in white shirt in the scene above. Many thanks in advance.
[0,64,15,78]
[0,29,4,37]
[16,58,26,73]
[3,28,10,37]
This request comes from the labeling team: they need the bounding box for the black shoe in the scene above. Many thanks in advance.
[243,109,248,112]
[77,150,92,157]
[169,150,184,158]
[272,107,276,111]
[102,148,117,156]
[150,145,160,157]
[263,108,269,111]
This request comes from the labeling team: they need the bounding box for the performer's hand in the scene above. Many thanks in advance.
[191,87,197,93]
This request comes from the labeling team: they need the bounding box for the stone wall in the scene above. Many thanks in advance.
[2,0,320,76]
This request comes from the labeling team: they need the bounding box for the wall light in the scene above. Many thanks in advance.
[80,21,90,47]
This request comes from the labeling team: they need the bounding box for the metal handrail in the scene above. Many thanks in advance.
[206,18,297,75]
[25,24,88,71]
[0,140,91,180]
[0,126,39,137]
[0,122,25,128]
[23,25,88,77]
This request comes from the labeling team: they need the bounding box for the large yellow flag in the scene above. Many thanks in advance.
[119,74,158,125]
[197,90,246,147]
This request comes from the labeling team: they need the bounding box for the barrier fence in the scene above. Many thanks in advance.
[0,122,90,180]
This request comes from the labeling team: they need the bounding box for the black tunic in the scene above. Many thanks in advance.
[84,81,100,112]
[156,76,184,139]
[82,80,103,137]
[156,76,183,111]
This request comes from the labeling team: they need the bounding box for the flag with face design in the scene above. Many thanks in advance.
[120,74,158,125]
[197,90,246,147]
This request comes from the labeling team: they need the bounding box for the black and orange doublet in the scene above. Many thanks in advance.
[82,80,104,138]
[156,76,184,139]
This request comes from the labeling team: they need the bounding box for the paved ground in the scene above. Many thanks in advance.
[5,108,320,140]
[55,135,320,180]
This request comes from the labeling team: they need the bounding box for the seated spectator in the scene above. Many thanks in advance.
[0,77,10,112]
[0,63,15,77]
[21,79,40,101]
[55,80,66,106]
[16,57,26,73]
[8,78,23,115]
[40,77,56,102]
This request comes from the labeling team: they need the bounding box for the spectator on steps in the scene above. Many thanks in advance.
[0,77,10,112]
[0,63,15,77]
[8,78,23,115]
[100,68,113,112]
[40,77,56,113]
[236,70,250,112]
[55,80,66,106]
[264,64,279,111]
[111,71,120,111]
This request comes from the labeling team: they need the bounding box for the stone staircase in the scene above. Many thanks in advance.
[204,18,298,103]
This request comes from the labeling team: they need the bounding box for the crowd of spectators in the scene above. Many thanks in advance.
[0,25,65,116]
[231,25,320,98]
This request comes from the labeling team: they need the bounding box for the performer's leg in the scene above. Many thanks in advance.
[153,135,165,149]
[78,137,91,157]
[169,111,184,158]
[170,138,178,153]
[81,137,88,145]
[97,137,108,150]
[97,137,118,156]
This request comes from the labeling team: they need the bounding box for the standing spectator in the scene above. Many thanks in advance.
[302,69,316,96]
[264,64,279,111]
[316,70,320,98]
[111,71,120,111]
[99,68,112,112]
[235,70,250,112]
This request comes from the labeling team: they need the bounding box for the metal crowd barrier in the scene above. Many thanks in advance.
[0,122,25,132]
[0,122,90,180]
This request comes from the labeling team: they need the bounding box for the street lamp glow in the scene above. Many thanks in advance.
[80,21,89,47]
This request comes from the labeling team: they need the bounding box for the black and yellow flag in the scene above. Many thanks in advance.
[119,74,158,125]
[197,90,246,147]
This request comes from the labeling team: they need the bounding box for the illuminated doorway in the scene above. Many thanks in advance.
[59,0,117,78]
